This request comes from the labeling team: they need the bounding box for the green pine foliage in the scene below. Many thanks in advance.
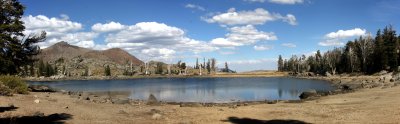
[0,0,46,75]
[279,25,400,75]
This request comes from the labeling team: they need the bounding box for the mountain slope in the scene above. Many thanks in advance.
[37,41,143,65]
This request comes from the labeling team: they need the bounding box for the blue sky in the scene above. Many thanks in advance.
[19,0,400,72]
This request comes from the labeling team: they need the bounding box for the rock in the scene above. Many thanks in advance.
[267,100,277,104]
[307,72,315,77]
[152,113,162,120]
[64,106,69,109]
[180,102,203,107]
[325,72,332,77]
[150,109,161,114]
[28,85,56,92]
[146,94,159,105]
[117,110,129,115]
[112,98,129,104]
[378,70,388,75]
[34,99,40,103]
[299,89,317,99]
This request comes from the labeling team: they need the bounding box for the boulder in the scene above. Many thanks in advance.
[152,113,162,120]
[307,72,315,77]
[179,102,203,107]
[378,70,388,75]
[146,94,159,105]
[28,85,56,92]
[299,89,317,99]
[325,72,332,77]
[34,99,40,104]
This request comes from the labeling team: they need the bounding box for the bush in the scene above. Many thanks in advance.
[0,82,13,96]
[0,75,29,94]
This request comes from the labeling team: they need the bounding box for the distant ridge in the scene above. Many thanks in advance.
[36,41,143,65]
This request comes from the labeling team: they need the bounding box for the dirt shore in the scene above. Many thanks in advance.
[2,75,400,124]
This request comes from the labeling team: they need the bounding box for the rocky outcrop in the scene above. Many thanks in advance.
[146,94,159,105]
[28,85,57,92]
[299,89,318,99]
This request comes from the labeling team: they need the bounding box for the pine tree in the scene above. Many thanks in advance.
[105,65,111,76]
[278,55,283,71]
[38,60,45,76]
[383,25,398,71]
[0,0,46,74]
[195,58,199,69]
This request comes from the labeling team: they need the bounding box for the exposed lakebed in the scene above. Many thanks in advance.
[29,77,334,103]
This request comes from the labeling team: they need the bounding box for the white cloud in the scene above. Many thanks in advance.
[227,25,277,44]
[219,51,235,55]
[141,48,176,61]
[281,43,296,47]
[105,22,217,61]
[325,28,366,39]
[319,28,366,47]
[185,4,205,11]
[22,15,100,49]
[91,21,125,33]
[282,14,297,25]
[222,58,277,72]
[268,0,304,4]
[210,25,276,48]
[203,8,297,26]
[254,45,273,51]
[318,39,344,47]
[210,38,242,47]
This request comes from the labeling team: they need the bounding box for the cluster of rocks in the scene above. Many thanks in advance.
[298,70,400,100]
[28,85,57,92]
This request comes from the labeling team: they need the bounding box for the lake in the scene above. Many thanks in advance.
[29,77,334,103]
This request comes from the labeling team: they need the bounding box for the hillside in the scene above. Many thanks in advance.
[35,41,143,76]
[37,41,143,65]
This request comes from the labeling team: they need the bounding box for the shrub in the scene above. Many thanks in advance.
[0,75,29,94]
[0,82,13,96]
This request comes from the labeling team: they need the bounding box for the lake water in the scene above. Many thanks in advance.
[29,77,334,103]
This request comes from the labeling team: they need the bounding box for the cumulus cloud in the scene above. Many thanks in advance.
[325,28,366,39]
[92,21,125,33]
[210,38,242,47]
[203,8,297,26]
[220,58,277,72]
[185,4,205,11]
[22,15,82,38]
[22,15,217,62]
[105,22,217,61]
[254,45,273,51]
[227,25,277,44]
[319,28,366,46]
[281,43,296,48]
[268,0,304,4]
[318,39,345,47]
[22,15,99,49]
[211,25,277,48]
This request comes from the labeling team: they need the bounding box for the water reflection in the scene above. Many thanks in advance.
[29,77,334,102]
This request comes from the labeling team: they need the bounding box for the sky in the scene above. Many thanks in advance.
[19,0,400,72]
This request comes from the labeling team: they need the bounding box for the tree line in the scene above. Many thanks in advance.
[278,25,400,75]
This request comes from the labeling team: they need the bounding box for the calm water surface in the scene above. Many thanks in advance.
[29,77,334,103]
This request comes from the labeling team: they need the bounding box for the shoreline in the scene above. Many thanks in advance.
[23,71,289,82]
[2,73,400,123]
